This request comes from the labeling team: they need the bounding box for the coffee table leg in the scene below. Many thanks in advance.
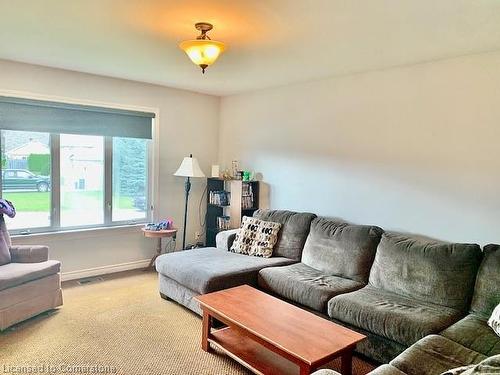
[341,349,353,375]
[202,310,213,353]
[299,364,312,375]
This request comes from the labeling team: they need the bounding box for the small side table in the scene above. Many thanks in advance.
[142,228,177,270]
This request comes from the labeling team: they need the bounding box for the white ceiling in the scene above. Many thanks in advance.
[1,0,500,96]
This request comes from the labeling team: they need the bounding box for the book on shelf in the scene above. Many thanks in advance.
[209,190,230,206]
[241,183,254,209]
[217,216,231,230]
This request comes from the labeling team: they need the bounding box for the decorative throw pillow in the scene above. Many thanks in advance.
[489,303,500,337]
[230,216,281,258]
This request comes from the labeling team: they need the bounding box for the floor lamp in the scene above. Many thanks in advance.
[174,154,205,250]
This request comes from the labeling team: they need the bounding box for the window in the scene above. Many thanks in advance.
[17,171,33,178]
[1,130,52,230]
[60,134,105,227]
[112,137,149,222]
[0,97,155,234]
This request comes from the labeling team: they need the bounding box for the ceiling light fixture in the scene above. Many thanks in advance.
[179,22,226,74]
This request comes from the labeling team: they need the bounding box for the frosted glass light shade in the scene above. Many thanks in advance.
[179,40,226,70]
[174,156,205,178]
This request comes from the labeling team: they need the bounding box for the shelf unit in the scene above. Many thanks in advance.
[206,177,259,247]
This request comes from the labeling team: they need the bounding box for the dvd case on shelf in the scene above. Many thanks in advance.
[217,216,231,230]
[209,190,230,206]
[241,183,254,209]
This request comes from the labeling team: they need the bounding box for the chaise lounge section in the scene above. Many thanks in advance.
[155,210,316,314]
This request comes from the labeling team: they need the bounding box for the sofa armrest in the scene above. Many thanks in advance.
[9,245,49,263]
[311,370,341,375]
[215,229,240,251]
[370,365,408,375]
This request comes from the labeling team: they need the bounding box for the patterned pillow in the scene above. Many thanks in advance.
[488,303,500,337]
[230,216,282,258]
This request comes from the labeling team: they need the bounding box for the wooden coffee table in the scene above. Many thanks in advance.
[195,285,365,375]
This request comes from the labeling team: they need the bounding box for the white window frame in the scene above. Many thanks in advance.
[0,90,159,236]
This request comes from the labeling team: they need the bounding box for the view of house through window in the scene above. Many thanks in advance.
[0,130,150,233]
[1,130,52,230]
[60,134,105,227]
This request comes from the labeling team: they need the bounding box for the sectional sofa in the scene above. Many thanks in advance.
[155,209,500,373]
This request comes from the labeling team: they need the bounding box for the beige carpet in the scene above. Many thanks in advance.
[0,271,375,375]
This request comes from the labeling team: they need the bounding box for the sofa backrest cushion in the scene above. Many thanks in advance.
[471,244,500,318]
[369,232,483,310]
[301,217,383,283]
[253,209,316,260]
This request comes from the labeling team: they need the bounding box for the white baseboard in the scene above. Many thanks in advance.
[61,259,151,281]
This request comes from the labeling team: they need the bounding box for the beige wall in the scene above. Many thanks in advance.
[219,51,500,245]
[3,49,499,276]
[0,59,220,274]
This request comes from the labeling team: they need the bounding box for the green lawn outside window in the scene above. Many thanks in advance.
[3,191,134,212]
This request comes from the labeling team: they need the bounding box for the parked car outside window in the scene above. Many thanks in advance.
[2,169,51,192]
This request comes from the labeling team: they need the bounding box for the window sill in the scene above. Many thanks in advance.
[11,223,147,241]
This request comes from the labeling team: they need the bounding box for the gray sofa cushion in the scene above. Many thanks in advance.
[369,233,482,311]
[441,314,500,357]
[471,244,500,318]
[0,260,61,291]
[158,274,203,315]
[328,286,463,346]
[301,217,383,283]
[258,263,364,312]
[155,247,296,295]
[390,335,486,375]
[329,314,407,363]
[370,365,407,375]
[253,210,316,260]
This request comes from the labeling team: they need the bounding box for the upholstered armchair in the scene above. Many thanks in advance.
[0,218,62,330]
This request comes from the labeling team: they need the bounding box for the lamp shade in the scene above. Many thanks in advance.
[179,40,226,70]
[174,156,205,178]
